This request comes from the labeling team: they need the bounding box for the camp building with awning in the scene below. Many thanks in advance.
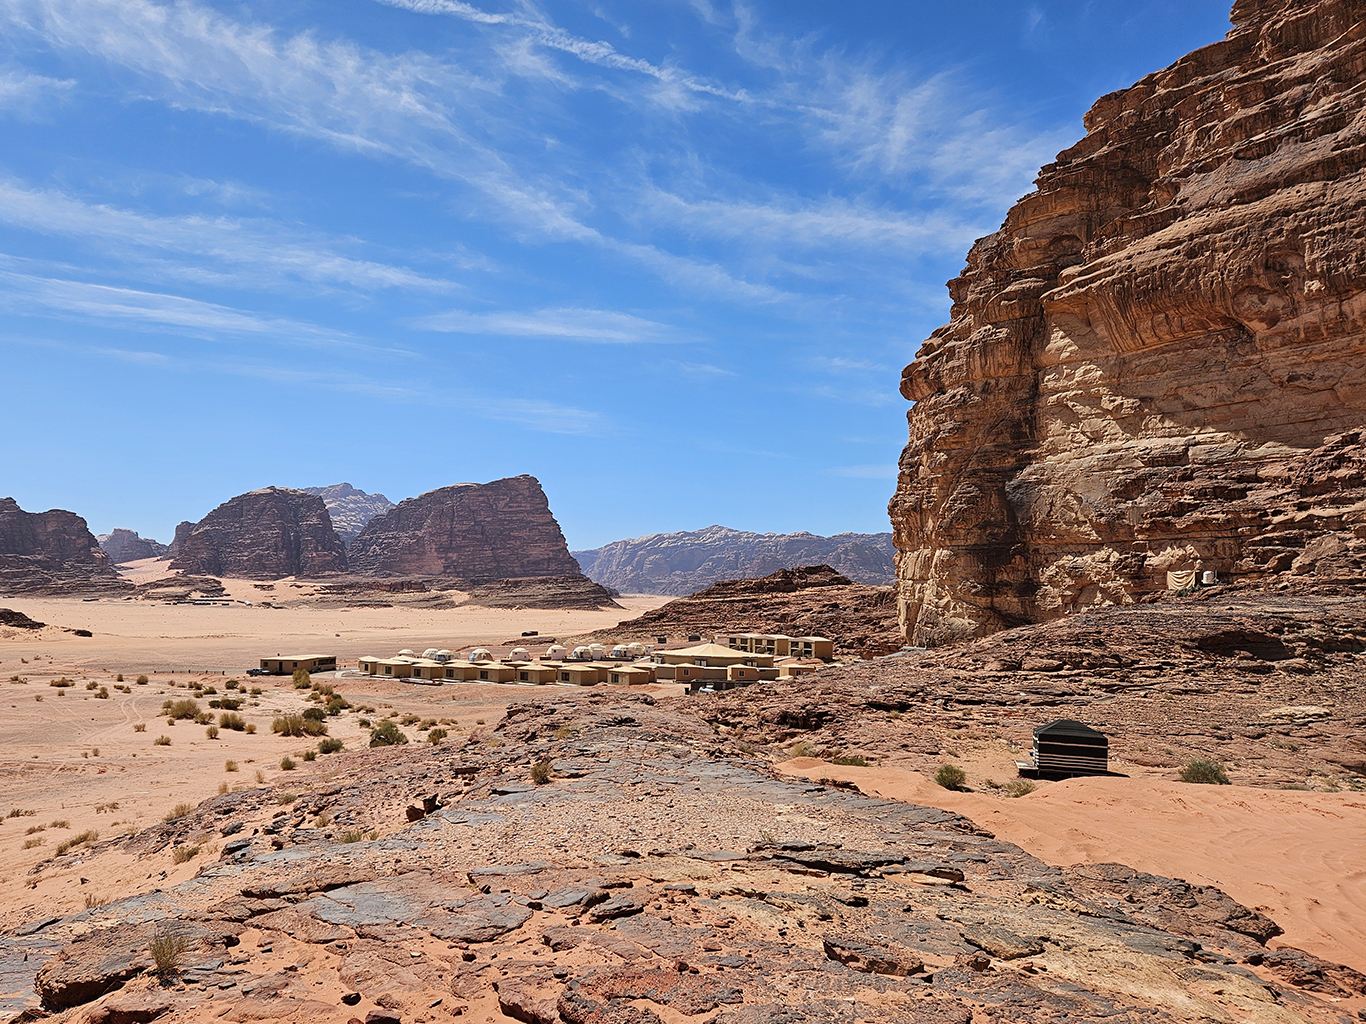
[653,643,775,669]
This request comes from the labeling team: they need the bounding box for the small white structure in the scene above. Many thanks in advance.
[470,648,493,662]
[609,644,631,660]
[589,644,606,659]
[398,648,416,657]
[570,646,593,661]
[435,649,453,663]
[626,642,646,657]
[422,648,441,659]
[510,647,530,661]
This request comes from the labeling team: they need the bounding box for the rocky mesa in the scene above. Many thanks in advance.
[348,475,584,581]
[303,483,395,547]
[890,0,1366,645]
[97,528,169,564]
[0,497,129,595]
[169,487,348,579]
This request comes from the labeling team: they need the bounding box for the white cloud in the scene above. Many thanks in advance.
[413,306,676,343]
[0,66,74,109]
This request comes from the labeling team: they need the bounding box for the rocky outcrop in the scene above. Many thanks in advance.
[464,575,621,610]
[169,488,347,579]
[0,498,129,595]
[96,528,168,564]
[301,483,395,546]
[348,476,582,581]
[166,521,195,558]
[574,526,896,595]
[889,0,1366,644]
[574,564,901,655]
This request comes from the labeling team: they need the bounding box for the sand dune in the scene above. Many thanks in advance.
[779,758,1366,974]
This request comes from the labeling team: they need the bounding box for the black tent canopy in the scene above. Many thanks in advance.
[1028,719,1109,777]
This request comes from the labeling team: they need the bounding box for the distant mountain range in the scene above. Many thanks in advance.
[301,483,395,546]
[573,525,895,595]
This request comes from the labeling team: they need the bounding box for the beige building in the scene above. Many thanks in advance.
[260,654,336,675]
[713,633,834,661]
[654,642,775,670]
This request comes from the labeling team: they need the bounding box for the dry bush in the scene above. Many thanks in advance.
[279,756,296,771]
[22,837,42,849]
[162,698,201,720]
[530,758,553,785]
[224,760,238,772]
[340,830,364,843]
[133,723,146,733]
[163,803,194,822]
[219,712,246,730]
[934,765,968,791]
[273,714,326,738]
[427,728,447,745]
[150,928,190,977]
[303,749,316,762]
[55,829,97,855]
[292,669,311,689]
[368,720,407,747]
[1180,760,1230,785]
[50,819,69,828]
[84,892,107,909]
[318,738,343,755]
[172,845,200,864]
[153,735,171,746]
[1003,779,1037,798]
[136,675,148,685]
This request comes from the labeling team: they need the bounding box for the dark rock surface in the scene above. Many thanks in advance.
[165,521,195,558]
[96,529,168,564]
[302,483,395,547]
[0,497,129,595]
[574,564,900,655]
[348,475,583,581]
[169,487,347,579]
[574,525,896,595]
[4,690,1358,1024]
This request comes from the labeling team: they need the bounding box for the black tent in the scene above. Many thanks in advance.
[1029,719,1109,777]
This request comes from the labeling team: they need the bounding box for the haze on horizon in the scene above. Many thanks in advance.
[0,0,1231,549]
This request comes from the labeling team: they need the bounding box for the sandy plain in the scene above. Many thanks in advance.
[1,587,1363,998]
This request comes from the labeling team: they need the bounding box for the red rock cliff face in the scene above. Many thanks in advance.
[890,0,1366,645]
[170,488,347,579]
[347,475,582,580]
[0,498,128,594]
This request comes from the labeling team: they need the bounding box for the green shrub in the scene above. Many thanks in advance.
[136,675,148,685]
[427,728,448,745]
[325,697,349,716]
[302,707,326,722]
[369,720,408,747]
[530,758,552,785]
[210,697,243,711]
[219,712,246,730]
[1179,759,1230,785]
[1003,779,1036,798]
[150,928,189,977]
[162,698,201,720]
[205,725,219,739]
[194,712,214,725]
[303,749,317,762]
[133,723,146,733]
[340,830,364,843]
[292,669,311,689]
[273,714,325,737]
[934,765,968,791]
[318,738,343,754]
[279,756,296,771]
[831,755,869,767]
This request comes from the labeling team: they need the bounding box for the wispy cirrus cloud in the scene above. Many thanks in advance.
[413,306,677,343]
[0,66,74,109]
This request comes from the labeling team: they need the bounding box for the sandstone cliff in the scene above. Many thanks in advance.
[97,528,168,564]
[301,482,394,546]
[890,0,1366,645]
[169,487,347,579]
[574,525,896,595]
[0,498,129,595]
[348,475,582,580]
[166,520,195,558]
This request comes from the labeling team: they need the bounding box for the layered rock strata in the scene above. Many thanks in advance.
[0,498,128,595]
[348,475,582,581]
[574,526,896,594]
[169,488,347,579]
[96,528,168,564]
[890,0,1366,644]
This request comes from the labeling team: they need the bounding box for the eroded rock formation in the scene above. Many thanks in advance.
[0,498,128,595]
[574,526,896,594]
[348,475,582,581]
[302,483,395,547]
[890,0,1366,644]
[169,488,347,579]
[96,528,168,564]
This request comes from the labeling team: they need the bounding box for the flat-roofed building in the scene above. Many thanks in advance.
[608,665,655,685]
[474,663,517,683]
[515,664,560,684]
[727,664,778,684]
[714,633,834,661]
[558,664,605,686]
[654,643,774,670]
[259,654,336,675]
[777,660,822,679]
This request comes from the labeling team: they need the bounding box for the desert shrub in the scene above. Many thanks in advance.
[25,825,45,835]
[475,718,485,725]
[249,687,262,696]
[50,819,69,828]
[194,712,213,725]
[318,738,343,755]
[400,713,420,726]
[279,756,296,771]
[164,803,194,822]
[150,928,189,977]
[315,811,331,827]
[357,718,372,729]
[427,728,448,745]
[96,687,109,699]
[162,698,201,720]
[831,755,869,767]
[244,724,256,734]
[1180,759,1230,785]
[84,892,107,909]
[789,740,817,758]
[219,712,245,730]
[85,680,98,690]
[225,679,239,690]
[369,720,408,747]
[255,769,266,783]
[302,707,326,722]
[49,679,72,688]
[277,792,298,805]
[312,682,334,696]
[200,686,216,695]
[530,758,553,785]
[116,674,124,682]
[133,723,146,733]
[154,735,171,746]
[1003,779,1037,798]
[136,675,148,685]
[205,725,219,739]
[5,809,36,819]
[934,765,968,791]
[224,760,238,772]
[217,781,228,794]
[22,837,42,849]
[55,829,98,855]
[325,697,349,716]
[273,714,325,737]
[292,669,311,689]
[340,830,364,843]
[209,697,243,711]
[90,748,100,757]
[172,845,200,864]
[303,749,316,762]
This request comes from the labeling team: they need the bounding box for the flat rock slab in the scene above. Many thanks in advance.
[823,934,924,977]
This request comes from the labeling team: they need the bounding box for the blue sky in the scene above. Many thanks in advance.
[0,0,1233,549]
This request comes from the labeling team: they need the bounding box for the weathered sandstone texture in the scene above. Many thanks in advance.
[574,564,901,655]
[302,482,395,546]
[5,692,1362,1023]
[890,0,1366,644]
[166,520,195,557]
[0,498,128,595]
[348,475,583,581]
[169,487,347,579]
[575,526,896,594]
[96,528,168,564]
